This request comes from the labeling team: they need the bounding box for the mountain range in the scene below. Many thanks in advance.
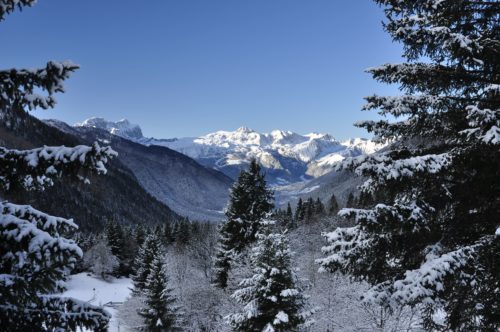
[76,117,385,185]
[1,114,380,223]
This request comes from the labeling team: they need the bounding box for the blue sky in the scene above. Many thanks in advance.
[1,0,402,139]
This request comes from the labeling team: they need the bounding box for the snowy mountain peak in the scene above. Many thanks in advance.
[341,137,381,154]
[74,118,386,185]
[76,117,143,140]
[236,126,255,133]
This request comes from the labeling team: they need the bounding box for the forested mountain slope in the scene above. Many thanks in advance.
[0,111,178,231]
[47,120,234,221]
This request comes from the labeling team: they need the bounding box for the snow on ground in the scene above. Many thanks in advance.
[62,273,132,332]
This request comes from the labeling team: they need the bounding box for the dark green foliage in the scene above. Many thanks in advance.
[357,191,374,208]
[105,220,125,259]
[314,198,325,216]
[295,198,305,223]
[327,193,339,216]
[345,192,356,208]
[175,218,191,246]
[291,197,326,224]
[212,234,233,289]
[227,227,311,331]
[105,220,136,276]
[0,0,36,21]
[134,224,147,247]
[224,159,274,247]
[132,234,165,294]
[286,203,294,223]
[305,197,314,221]
[138,254,181,332]
[213,159,274,289]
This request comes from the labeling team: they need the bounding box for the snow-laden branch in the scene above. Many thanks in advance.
[0,0,36,21]
[337,151,452,182]
[0,142,117,191]
[377,0,496,64]
[317,225,373,272]
[363,94,455,117]
[339,200,431,226]
[461,104,500,145]
[362,237,493,308]
[0,200,110,330]
[0,295,110,331]
[1,201,78,234]
[0,202,82,279]
[0,60,79,111]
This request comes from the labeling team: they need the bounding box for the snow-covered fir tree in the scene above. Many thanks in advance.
[135,223,147,247]
[105,219,136,275]
[138,253,182,332]
[213,159,274,288]
[345,192,355,208]
[318,0,499,330]
[327,193,339,216]
[175,218,191,246]
[226,221,313,332]
[314,198,325,216]
[132,233,165,294]
[105,219,125,261]
[294,198,305,223]
[0,1,116,330]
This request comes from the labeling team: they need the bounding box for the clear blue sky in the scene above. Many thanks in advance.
[1,0,402,139]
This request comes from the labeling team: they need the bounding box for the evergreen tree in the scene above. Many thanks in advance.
[357,191,374,208]
[225,159,274,247]
[105,220,124,257]
[105,219,131,275]
[295,198,305,223]
[314,198,325,216]
[305,197,315,221]
[0,2,115,330]
[176,218,191,246]
[138,254,181,332]
[319,1,500,330]
[170,222,178,243]
[286,203,293,221]
[327,193,339,216]
[285,203,294,229]
[213,159,274,289]
[134,224,147,248]
[345,192,355,208]
[227,224,312,331]
[132,234,164,294]
[161,223,174,245]
[213,232,234,289]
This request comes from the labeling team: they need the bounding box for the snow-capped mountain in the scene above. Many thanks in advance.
[76,118,386,185]
[76,117,144,140]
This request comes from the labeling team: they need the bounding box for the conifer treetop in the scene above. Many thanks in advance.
[0,0,37,21]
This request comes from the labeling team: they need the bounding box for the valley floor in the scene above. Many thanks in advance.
[62,273,132,332]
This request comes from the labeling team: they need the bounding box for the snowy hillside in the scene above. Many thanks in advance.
[76,119,385,185]
[62,273,132,332]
